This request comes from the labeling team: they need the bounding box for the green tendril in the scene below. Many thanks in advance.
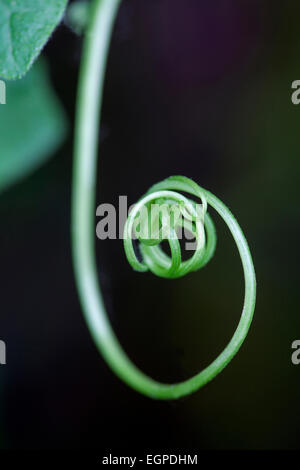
[72,0,257,400]
[124,178,217,279]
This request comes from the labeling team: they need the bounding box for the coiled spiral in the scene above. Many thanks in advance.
[72,0,256,399]
[124,176,217,279]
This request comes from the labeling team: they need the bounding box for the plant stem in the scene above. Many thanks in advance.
[72,0,256,400]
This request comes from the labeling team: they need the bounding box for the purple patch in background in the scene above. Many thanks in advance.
[139,0,261,88]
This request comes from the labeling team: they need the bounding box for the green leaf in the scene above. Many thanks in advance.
[0,0,68,80]
[65,1,90,35]
[0,58,67,193]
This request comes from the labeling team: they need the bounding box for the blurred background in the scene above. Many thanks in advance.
[0,0,300,450]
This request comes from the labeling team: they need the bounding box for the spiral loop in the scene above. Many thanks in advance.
[73,0,256,399]
[124,176,217,279]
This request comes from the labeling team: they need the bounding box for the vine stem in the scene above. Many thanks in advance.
[72,0,256,400]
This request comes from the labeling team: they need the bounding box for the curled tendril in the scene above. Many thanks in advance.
[124,176,217,279]
[72,0,257,400]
